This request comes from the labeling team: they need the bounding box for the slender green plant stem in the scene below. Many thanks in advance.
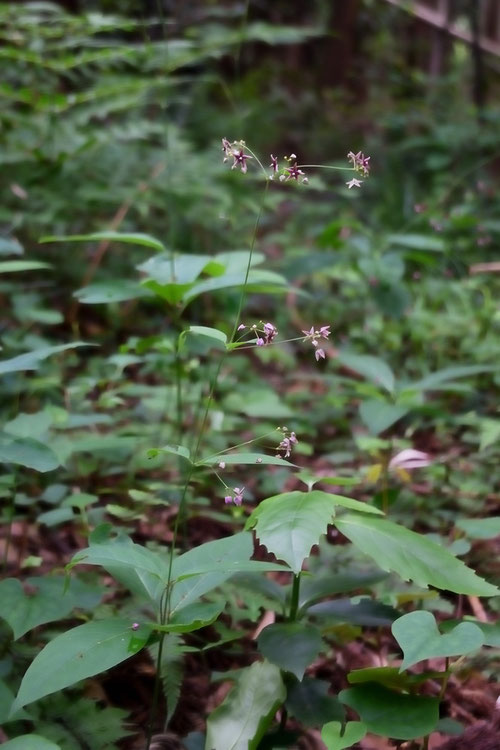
[288,573,301,622]
[439,656,451,700]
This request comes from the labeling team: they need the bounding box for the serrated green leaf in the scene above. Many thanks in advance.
[12,619,152,711]
[334,514,499,596]
[247,492,381,574]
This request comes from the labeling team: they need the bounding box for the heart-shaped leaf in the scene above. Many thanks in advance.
[392,610,484,671]
[339,683,439,740]
[321,721,366,750]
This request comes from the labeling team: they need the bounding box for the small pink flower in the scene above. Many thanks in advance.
[237,324,246,331]
[285,163,305,181]
[221,137,232,161]
[132,622,140,631]
[270,155,279,175]
[232,148,252,174]
[256,337,264,346]
[319,326,331,339]
[347,151,371,176]
[276,430,298,459]
[346,178,363,189]
[218,461,226,469]
[224,494,233,505]
[233,487,244,506]
[315,348,326,361]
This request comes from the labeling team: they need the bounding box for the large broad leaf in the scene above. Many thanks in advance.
[138,253,218,285]
[0,260,51,273]
[321,721,366,750]
[70,539,167,604]
[359,400,409,435]
[0,342,92,375]
[12,619,152,711]
[340,683,439,740]
[169,532,286,615]
[388,233,445,252]
[40,231,166,253]
[335,351,395,394]
[257,623,323,680]
[246,491,382,574]
[391,611,484,671]
[0,736,61,750]
[0,437,60,472]
[0,576,103,639]
[205,661,286,750]
[286,677,345,727]
[74,280,152,304]
[307,598,400,627]
[197,452,296,468]
[405,364,498,392]
[455,517,500,540]
[334,514,499,596]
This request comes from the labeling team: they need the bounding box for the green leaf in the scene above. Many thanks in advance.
[347,666,435,691]
[0,260,51,273]
[440,619,500,648]
[149,444,192,462]
[40,232,166,253]
[205,661,286,750]
[359,400,409,434]
[307,598,400,626]
[224,388,293,419]
[391,610,484,671]
[0,342,93,375]
[138,253,217,285]
[339,683,439,740]
[286,677,345,727]
[335,351,396,393]
[197,452,296,468]
[12,619,152,711]
[455,517,500,540]
[74,280,151,304]
[0,736,61,750]
[187,325,228,349]
[154,601,224,634]
[247,492,381,574]
[169,533,286,615]
[0,236,23,256]
[0,576,103,639]
[406,364,498,392]
[334,514,499,596]
[257,623,323,680]
[70,540,167,603]
[388,233,445,252]
[321,721,366,750]
[0,437,60,472]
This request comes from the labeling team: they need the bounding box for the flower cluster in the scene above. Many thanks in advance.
[301,325,331,361]
[346,150,371,189]
[276,427,298,459]
[224,487,244,506]
[238,321,278,347]
[222,138,252,174]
